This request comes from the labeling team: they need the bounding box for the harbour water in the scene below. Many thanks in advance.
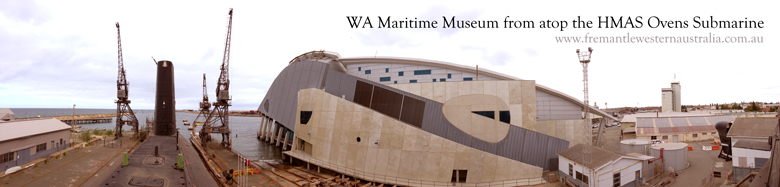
[8,108,283,161]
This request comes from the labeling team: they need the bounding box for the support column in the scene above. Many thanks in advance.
[276,128,284,146]
[258,115,266,139]
[282,131,290,150]
[268,122,276,143]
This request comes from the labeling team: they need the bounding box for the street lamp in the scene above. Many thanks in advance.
[72,104,76,130]
[576,47,593,145]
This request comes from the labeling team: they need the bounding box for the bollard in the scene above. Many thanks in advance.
[122,152,128,166]
[178,154,184,169]
[155,146,159,156]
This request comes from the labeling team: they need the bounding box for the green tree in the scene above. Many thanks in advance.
[721,104,730,110]
[732,103,743,110]
[79,130,92,142]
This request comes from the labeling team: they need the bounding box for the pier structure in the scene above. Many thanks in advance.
[58,117,112,125]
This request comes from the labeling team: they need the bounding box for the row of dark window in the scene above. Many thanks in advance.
[379,77,474,83]
[472,111,511,124]
[360,68,473,83]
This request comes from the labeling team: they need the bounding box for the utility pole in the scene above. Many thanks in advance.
[72,104,76,131]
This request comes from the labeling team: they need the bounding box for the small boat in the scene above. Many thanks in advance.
[183,119,192,130]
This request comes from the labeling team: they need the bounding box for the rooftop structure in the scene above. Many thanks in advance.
[0,108,14,121]
[727,117,780,139]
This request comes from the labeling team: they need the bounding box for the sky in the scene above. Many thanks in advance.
[0,1,777,110]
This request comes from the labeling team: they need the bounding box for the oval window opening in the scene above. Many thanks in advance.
[356,137,361,142]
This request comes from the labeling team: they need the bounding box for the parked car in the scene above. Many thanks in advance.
[650,140,665,144]
[592,124,599,128]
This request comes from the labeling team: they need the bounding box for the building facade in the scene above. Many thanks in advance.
[256,51,617,186]
[661,82,681,112]
[558,144,645,187]
[0,118,71,172]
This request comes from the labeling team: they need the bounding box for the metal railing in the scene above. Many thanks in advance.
[284,151,547,187]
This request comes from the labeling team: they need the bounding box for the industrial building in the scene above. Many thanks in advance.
[0,108,14,121]
[255,51,617,185]
[557,144,646,187]
[727,117,779,145]
[661,82,681,112]
[625,113,735,142]
[731,140,771,181]
[0,118,71,172]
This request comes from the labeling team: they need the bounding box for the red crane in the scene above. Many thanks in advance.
[201,8,233,148]
[114,22,139,138]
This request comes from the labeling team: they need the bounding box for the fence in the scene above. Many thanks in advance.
[284,151,547,187]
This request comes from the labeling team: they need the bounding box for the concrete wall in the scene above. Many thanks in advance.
[0,129,70,172]
[386,80,535,132]
[293,88,543,184]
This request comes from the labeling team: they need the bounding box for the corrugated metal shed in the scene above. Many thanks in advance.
[0,118,71,143]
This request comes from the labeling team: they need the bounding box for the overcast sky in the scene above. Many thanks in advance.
[0,1,777,110]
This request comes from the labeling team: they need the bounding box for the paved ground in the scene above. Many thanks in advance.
[0,132,139,187]
[668,141,732,187]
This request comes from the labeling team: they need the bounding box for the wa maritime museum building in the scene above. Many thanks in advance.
[255,51,617,186]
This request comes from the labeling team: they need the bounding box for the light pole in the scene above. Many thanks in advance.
[577,47,593,145]
[68,104,76,146]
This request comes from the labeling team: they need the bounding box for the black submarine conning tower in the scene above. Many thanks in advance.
[714,121,732,160]
[154,60,176,136]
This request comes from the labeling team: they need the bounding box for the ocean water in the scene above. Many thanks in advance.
[8,108,283,161]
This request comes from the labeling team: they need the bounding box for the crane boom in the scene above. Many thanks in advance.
[200,8,234,148]
[114,22,139,138]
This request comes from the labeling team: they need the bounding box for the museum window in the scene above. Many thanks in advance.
[398,71,404,76]
[365,70,371,74]
[36,143,47,152]
[451,170,467,183]
[432,79,436,82]
[394,81,397,84]
[414,70,431,75]
[1,152,14,164]
[472,111,495,119]
[409,80,417,83]
[662,136,668,140]
[499,111,510,123]
[693,133,698,138]
[379,77,391,82]
[463,77,473,81]
[440,78,446,82]
[358,67,361,71]
[613,172,620,187]
[448,73,451,79]
[385,68,389,73]
[300,111,313,124]
[651,136,657,140]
